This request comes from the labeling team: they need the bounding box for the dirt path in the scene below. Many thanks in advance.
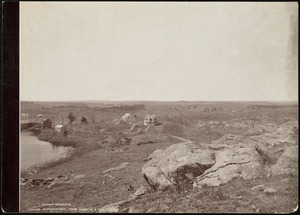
[169,135,192,144]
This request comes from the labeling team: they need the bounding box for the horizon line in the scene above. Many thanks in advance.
[20,99,298,103]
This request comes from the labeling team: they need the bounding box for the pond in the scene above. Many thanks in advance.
[21,132,70,171]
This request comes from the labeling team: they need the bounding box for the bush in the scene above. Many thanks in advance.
[137,140,155,146]
[81,117,88,124]
[68,112,76,124]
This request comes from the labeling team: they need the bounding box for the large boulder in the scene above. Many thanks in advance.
[142,120,298,191]
[142,142,215,191]
[210,134,244,148]
[246,122,298,150]
[193,145,266,188]
[270,145,298,175]
[245,123,278,136]
[245,126,267,136]
[278,120,298,132]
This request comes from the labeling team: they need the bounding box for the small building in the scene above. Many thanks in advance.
[37,114,43,118]
[55,124,66,133]
[21,113,30,119]
[144,114,157,126]
[42,119,53,129]
[121,113,137,123]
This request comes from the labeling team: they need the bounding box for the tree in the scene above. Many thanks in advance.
[81,117,88,124]
[68,112,76,124]
[63,130,68,137]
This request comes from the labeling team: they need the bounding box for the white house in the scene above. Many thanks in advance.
[144,114,157,126]
[55,125,66,133]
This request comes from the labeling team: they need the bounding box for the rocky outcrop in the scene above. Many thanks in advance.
[278,120,298,131]
[133,185,148,197]
[141,120,298,191]
[193,145,266,188]
[142,142,216,191]
[270,145,298,175]
[209,134,244,148]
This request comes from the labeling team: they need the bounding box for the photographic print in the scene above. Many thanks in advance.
[20,2,298,213]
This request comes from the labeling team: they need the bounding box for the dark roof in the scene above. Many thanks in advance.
[43,118,52,122]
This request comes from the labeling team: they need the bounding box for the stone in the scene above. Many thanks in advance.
[73,174,85,180]
[210,134,244,148]
[264,187,277,194]
[194,145,266,188]
[278,120,298,131]
[270,145,298,175]
[251,184,265,191]
[245,126,265,136]
[134,185,148,197]
[104,173,115,180]
[142,142,215,190]
[103,162,130,174]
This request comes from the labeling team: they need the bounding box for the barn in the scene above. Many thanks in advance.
[121,113,137,123]
[42,119,53,129]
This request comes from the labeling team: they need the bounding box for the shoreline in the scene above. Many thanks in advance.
[21,128,105,176]
[21,131,75,176]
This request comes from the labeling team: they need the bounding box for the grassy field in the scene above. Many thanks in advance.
[20,101,298,212]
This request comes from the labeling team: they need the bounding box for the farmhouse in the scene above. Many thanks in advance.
[55,125,66,133]
[121,113,137,123]
[21,113,30,119]
[37,114,43,118]
[144,114,157,126]
[42,119,53,129]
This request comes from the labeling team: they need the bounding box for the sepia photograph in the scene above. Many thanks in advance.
[19,2,298,213]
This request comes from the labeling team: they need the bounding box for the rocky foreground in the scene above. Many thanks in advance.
[98,120,298,212]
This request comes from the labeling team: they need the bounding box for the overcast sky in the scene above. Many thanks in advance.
[20,2,298,101]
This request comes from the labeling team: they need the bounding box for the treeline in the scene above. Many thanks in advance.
[90,104,145,112]
[247,104,297,110]
[203,107,223,112]
[52,104,145,112]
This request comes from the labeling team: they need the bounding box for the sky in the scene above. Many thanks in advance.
[20,2,298,101]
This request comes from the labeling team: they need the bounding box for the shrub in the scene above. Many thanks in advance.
[81,117,88,124]
[68,112,76,124]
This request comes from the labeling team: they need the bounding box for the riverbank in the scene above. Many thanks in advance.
[21,129,106,176]
[20,132,73,176]
[20,132,181,212]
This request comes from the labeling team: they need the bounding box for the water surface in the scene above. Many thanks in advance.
[21,132,70,171]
